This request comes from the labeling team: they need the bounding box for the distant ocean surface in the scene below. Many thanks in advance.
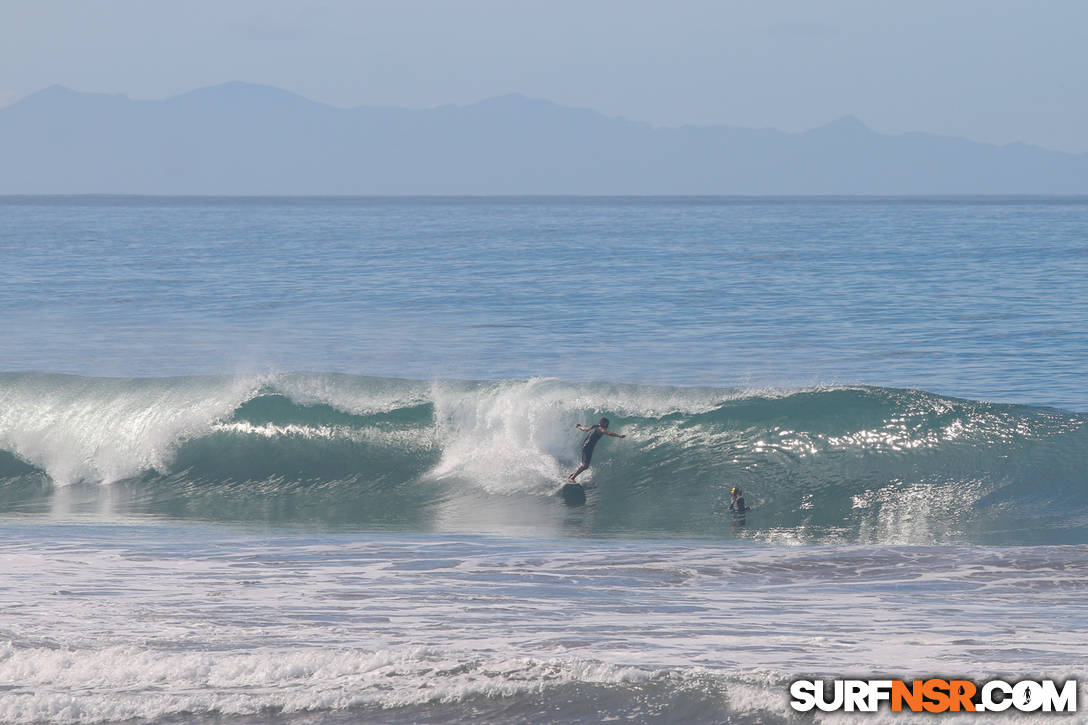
[2,196,1086,723]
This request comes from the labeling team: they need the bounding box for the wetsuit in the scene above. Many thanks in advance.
[729,497,749,514]
[581,426,605,465]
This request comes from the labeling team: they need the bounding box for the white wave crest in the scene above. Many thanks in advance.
[0,374,268,485]
[0,643,655,724]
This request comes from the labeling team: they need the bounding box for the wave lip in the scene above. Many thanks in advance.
[1,372,1085,545]
[0,372,760,487]
[0,372,267,485]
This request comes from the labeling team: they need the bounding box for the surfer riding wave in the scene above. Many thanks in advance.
[567,417,625,483]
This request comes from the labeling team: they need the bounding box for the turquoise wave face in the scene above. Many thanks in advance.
[1,373,1085,544]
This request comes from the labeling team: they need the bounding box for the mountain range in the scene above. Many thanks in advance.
[2,82,1085,195]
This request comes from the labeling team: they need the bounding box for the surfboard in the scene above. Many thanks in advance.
[558,482,586,505]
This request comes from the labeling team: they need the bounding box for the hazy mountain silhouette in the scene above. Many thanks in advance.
[2,82,1085,194]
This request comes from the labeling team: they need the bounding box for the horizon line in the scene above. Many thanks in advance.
[3,193,1088,201]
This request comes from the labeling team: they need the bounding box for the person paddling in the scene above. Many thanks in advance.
[567,417,625,483]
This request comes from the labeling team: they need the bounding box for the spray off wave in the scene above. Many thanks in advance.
[1,372,1085,544]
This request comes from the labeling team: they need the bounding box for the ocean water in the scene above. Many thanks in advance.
[1,196,1087,723]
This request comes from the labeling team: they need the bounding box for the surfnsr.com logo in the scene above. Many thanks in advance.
[790,679,1077,713]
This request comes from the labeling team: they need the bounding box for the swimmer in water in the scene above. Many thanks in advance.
[567,417,625,483]
[729,486,751,515]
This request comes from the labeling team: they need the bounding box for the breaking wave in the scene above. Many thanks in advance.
[1,372,1085,544]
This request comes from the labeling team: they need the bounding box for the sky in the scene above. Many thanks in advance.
[1,0,1085,153]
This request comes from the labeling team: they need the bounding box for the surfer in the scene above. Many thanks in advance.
[729,487,751,515]
[567,418,625,483]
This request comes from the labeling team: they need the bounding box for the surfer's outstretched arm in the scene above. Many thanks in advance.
[605,430,625,438]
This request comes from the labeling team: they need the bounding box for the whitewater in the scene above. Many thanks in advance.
[2,372,1085,545]
[2,196,1087,723]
